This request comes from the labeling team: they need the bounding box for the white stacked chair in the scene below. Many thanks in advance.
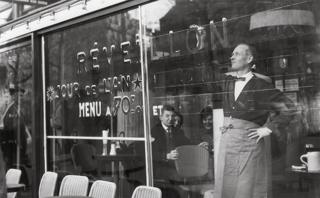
[59,175,89,196]
[89,180,116,198]
[38,171,58,198]
[131,186,162,198]
[6,169,22,198]
[203,190,214,198]
[175,145,214,197]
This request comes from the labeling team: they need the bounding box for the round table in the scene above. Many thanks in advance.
[287,168,320,198]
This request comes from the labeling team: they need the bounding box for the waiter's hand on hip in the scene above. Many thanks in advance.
[248,127,272,143]
[199,142,209,149]
[167,149,178,160]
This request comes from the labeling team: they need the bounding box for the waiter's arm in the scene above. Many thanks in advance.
[249,83,297,142]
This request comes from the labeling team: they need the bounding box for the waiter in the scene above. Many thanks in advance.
[214,43,295,198]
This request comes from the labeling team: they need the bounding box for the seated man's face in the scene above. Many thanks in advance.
[160,110,174,127]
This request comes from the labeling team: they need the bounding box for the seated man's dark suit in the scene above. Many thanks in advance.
[151,122,191,198]
[151,122,191,180]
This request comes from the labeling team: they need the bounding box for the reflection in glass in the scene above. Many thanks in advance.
[0,44,32,196]
[0,45,32,167]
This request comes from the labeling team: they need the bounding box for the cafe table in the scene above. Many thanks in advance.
[286,168,320,198]
[7,183,26,193]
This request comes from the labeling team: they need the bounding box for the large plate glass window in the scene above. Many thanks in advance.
[43,7,146,197]
[141,0,320,198]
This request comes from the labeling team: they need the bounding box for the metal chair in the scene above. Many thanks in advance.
[131,186,162,198]
[59,175,89,196]
[70,143,98,176]
[6,168,22,198]
[38,171,58,198]
[89,180,116,198]
[174,145,214,197]
[203,189,214,198]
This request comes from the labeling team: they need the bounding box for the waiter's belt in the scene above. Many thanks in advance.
[220,117,260,134]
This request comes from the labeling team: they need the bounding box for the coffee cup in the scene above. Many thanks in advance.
[109,143,117,155]
[300,151,320,172]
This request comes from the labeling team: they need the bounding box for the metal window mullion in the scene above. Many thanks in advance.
[46,136,145,141]
[139,5,153,187]
[41,35,47,172]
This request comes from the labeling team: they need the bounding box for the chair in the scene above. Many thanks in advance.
[131,186,161,198]
[6,169,22,198]
[71,143,98,176]
[89,180,116,198]
[174,145,214,197]
[59,175,89,196]
[38,171,58,198]
[203,189,214,198]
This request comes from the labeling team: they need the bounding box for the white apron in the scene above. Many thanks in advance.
[214,117,272,198]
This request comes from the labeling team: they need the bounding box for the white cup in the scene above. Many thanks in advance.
[300,151,320,172]
[109,143,117,156]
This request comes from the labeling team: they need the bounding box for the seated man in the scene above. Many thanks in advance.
[151,104,191,198]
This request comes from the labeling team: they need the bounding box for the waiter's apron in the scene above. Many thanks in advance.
[214,117,272,198]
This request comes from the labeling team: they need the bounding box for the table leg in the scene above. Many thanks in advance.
[310,177,320,198]
[97,160,102,177]
[113,161,120,198]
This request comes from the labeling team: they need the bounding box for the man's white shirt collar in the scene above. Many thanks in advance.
[237,71,254,79]
[162,123,170,133]
[234,71,254,100]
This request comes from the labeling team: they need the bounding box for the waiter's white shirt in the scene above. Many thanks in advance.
[234,71,272,133]
[234,71,254,100]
